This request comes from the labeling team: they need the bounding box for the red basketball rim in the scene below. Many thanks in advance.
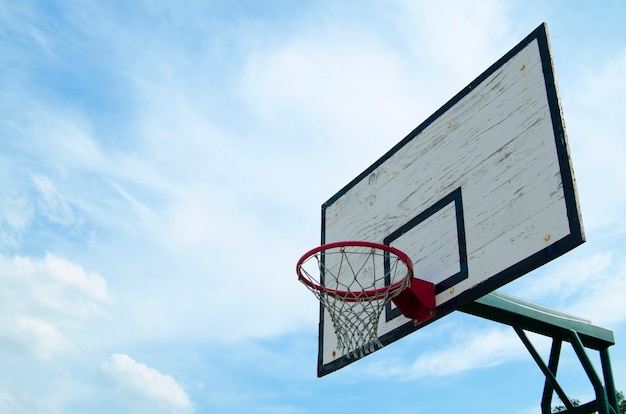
[296,241,414,302]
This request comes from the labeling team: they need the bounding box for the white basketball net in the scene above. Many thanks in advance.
[298,244,412,359]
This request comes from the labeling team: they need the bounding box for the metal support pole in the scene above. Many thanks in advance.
[600,347,619,414]
[541,339,563,414]
[568,331,613,414]
[513,324,575,412]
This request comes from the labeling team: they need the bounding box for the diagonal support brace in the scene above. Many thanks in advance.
[512,324,575,412]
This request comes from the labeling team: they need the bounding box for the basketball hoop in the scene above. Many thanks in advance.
[297,241,435,359]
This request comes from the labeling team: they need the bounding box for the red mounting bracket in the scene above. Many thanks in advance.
[392,278,436,324]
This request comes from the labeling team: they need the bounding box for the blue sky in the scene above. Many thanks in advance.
[1,0,625,412]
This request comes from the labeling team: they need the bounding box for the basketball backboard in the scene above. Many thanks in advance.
[315,23,584,376]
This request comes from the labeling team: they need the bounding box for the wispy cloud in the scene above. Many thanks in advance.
[408,328,526,378]
[508,250,626,329]
[33,175,80,226]
[0,194,33,249]
[516,252,612,302]
[364,326,540,381]
[101,353,194,413]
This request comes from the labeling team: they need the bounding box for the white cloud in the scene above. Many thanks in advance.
[510,251,626,328]
[516,252,612,302]
[395,0,518,79]
[366,326,543,381]
[405,328,531,379]
[565,258,626,327]
[8,253,113,318]
[238,19,434,186]
[0,252,113,358]
[241,35,424,141]
[101,353,194,413]
[44,253,111,303]
[0,314,75,360]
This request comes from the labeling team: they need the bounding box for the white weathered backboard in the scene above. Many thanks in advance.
[317,23,584,376]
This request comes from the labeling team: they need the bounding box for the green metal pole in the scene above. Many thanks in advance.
[599,347,619,414]
[568,331,611,414]
[541,339,563,414]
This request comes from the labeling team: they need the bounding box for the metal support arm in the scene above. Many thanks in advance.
[460,291,618,414]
